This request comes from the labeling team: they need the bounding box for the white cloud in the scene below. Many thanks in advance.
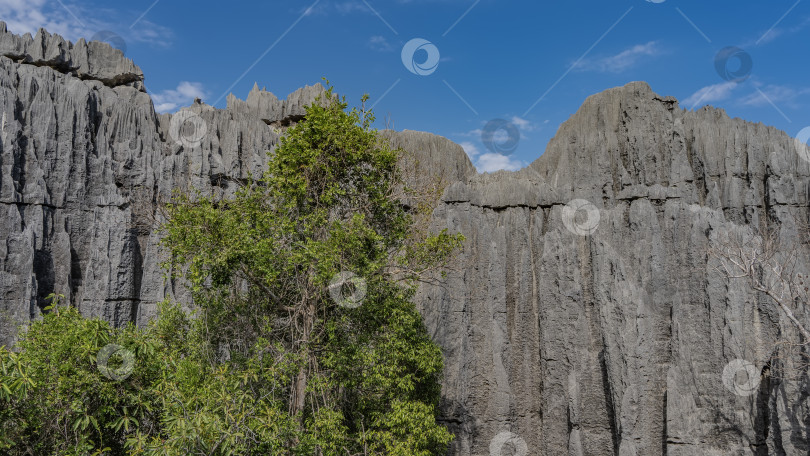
[456,128,482,138]
[748,15,810,46]
[0,0,90,41]
[368,35,394,52]
[335,1,368,14]
[475,153,526,173]
[756,28,784,45]
[683,82,738,109]
[302,1,369,16]
[511,116,535,132]
[125,19,172,48]
[459,117,537,140]
[460,141,481,159]
[150,82,209,113]
[456,116,539,172]
[739,84,810,108]
[301,0,461,17]
[0,0,171,49]
[573,41,662,73]
[682,81,810,111]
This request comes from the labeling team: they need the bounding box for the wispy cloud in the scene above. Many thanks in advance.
[126,19,172,48]
[0,0,91,41]
[460,141,480,159]
[475,153,526,173]
[368,35,394,52]
[458,117,536,172]
[0,0,172,48]
[510,116,535,132]
[683,81,738,108]
[753,15,810,46]
[456,128,482,138]
[739,84,810,109]
[681,80,810,114]
[336,1,368,14]
[302,1,370,16]
[573,41,662,73]
[463,139,526,172]
[150,82,209,113]
[457,117,537,140]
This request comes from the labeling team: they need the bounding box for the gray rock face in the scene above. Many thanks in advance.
[0,22,144,89]
[421,82,810,455]
[380,129,477,184]
[0,27,321,341]
[1,26,809,455]
[226,82,327,127]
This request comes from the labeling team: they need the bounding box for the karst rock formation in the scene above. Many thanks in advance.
[1,25,809,455]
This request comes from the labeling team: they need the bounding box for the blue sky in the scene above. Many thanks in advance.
[2,0,809,172]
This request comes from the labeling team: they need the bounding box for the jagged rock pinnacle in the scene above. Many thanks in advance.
[1,25,808,456]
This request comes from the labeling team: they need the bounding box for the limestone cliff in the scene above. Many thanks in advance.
[1,26,808,455]
[422,82,810,455]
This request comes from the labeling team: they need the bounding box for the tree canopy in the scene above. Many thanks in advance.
[0,85,464,455]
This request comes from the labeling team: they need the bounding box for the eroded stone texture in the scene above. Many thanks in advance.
[0,26,808,456]
[0,23,144,89]
[420,82,810,455]
[0,26,321,341]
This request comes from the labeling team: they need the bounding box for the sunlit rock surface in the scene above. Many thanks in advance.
[1,25,809,455]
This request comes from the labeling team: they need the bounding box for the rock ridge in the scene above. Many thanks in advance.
[0,22,144,89]
[418,80,810,455]
[226,82,328,128]
[1,26,809,456]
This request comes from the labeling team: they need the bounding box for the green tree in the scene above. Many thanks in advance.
[0,85,462,455]
[155,85,462,454]
[0,294,163,455]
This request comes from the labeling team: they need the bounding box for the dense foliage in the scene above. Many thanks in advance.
[0,296,163,455]
[0,86,463,455]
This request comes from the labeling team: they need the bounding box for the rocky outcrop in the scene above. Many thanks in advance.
[0,23,144,89]
[1,26,809,455]
[0,26,322,342]
[380,129,477,184]
[419,82,810,455]
[226,82,327,127]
